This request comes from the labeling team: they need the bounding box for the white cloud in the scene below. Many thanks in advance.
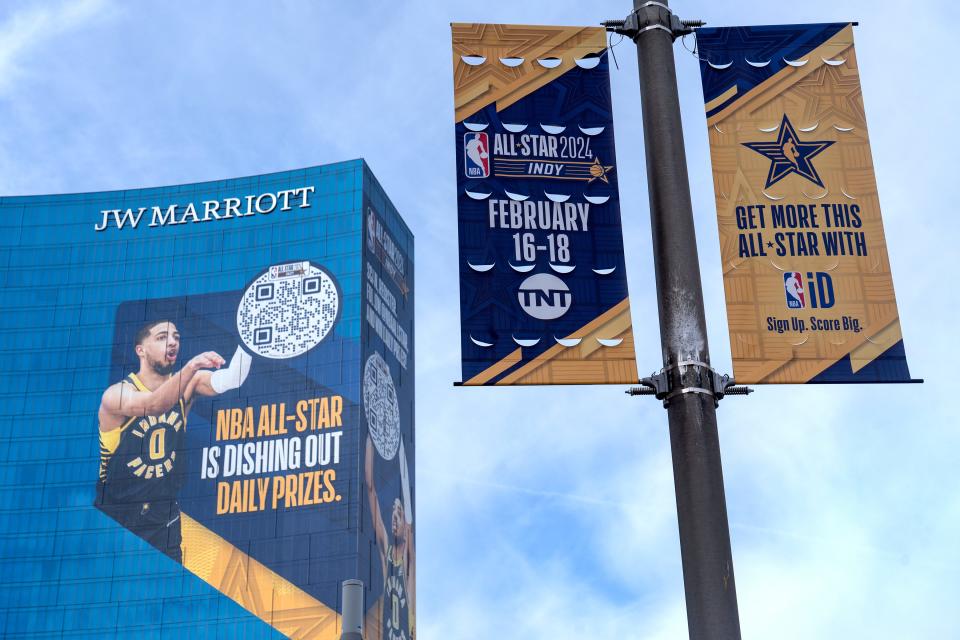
[0,0,110,93]
[418,539,689,640]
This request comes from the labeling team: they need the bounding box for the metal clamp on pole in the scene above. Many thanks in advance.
[627,362,752,408]
[602,2,705,42]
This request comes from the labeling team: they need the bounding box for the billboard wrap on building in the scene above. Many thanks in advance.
[0,160,414,639]
[697,23,914,384]
[361,195,416,640]
[451,23,638,385]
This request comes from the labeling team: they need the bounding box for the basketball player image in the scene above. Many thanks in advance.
[95,319,251,562]
[366,434,416,640]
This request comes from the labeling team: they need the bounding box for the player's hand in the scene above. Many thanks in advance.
[188,351,225,371]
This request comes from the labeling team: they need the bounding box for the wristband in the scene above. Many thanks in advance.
[210,346,252,394]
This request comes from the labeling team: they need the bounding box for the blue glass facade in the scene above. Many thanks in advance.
[0,160,415,639]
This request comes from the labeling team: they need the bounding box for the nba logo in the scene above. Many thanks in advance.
[784,272,805,309]
[464,132,490,178]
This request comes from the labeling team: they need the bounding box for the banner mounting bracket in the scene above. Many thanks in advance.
[602,3,705,42]
[627,362,752,407]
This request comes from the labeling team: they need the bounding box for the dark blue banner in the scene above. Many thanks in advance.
[452,23,638,385]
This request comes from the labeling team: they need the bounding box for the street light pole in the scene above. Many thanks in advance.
[606,2,742,638]
[340,579,364,640]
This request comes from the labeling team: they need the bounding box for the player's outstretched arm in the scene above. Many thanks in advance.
[365,435,388,552]
[99,352,223,428]
[191,346,252,398]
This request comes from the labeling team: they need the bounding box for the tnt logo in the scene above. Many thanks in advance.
[784,271,835,309]
[517,273,571,320]
[464,132,490,178]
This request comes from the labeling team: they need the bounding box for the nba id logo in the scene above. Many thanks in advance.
[517,273,571,320]
[463,132,490,178]
[784,271,835,309]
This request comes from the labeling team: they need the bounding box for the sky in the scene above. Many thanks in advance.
[1,0,958,638]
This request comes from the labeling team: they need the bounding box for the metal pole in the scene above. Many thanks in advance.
[340,579,364,640]
[608,2,742,638]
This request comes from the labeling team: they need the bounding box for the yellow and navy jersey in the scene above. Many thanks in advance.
[96,373,187,505]
[383,543,412,640]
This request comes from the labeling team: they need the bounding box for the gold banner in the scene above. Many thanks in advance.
[697,23,913,383]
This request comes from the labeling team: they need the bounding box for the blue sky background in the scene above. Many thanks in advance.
[1,0,957,637]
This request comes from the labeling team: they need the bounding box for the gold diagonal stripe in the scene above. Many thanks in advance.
[850,317,902,373]
[497,301,635,385]
[707,24,854,126]
[734,312,901,384]
[704,84,738,113]
[463,348,522,385]
[181,513,340,639]
[461,299,636,386]
[454,78,491,110]
[472,298,635,386]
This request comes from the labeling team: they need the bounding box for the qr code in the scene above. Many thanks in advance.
[363,351,400,461]
[237,261,339,359]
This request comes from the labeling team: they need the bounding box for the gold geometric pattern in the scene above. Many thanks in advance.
[451,23,606,122]
[182,513,340,639]
[462,298,638,385]
[705,25,904,383]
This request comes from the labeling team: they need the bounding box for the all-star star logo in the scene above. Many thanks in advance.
[742,114,835,188]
